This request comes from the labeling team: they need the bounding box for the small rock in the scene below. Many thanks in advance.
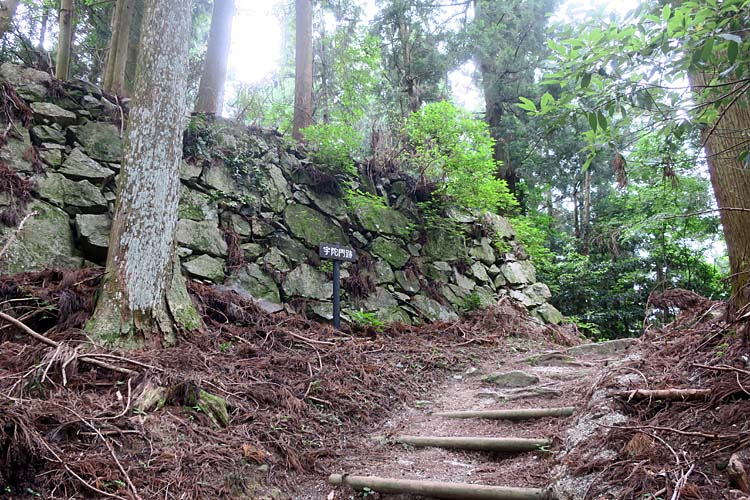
[30,102,77,127]
[37,173,108,214]
[183,254,225,282]
[483,370,540,388]
[175,219,228,257]
[566,338,638,358]
[31,125,66,145]
[75,213,111,262]
[282,263,332,300]
[59,148,115,184]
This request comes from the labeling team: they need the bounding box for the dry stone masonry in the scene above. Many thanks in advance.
[0,62,562,326]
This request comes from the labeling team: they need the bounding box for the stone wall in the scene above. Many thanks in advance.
[0,62,562,326]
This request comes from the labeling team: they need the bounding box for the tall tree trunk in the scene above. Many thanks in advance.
[581,168,591,254]
[38,7,48,50]
[690,71,750,316]
[103,0,124,89]
[292,0,313,140]
[0,0,19,38]
[110,0,134,95]
[55,0,74,79]
[104,0,136,95]
[195,0,235,115]
[89,0,200,347]
[124,0,143,95]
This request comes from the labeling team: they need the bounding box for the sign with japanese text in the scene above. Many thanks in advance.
[319,243,357,262]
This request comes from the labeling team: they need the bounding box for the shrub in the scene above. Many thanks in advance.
[403,101,518,214]
[302,123,360,176]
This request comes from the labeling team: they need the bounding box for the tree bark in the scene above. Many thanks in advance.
[38,7,48,50]
[55,0,74,79]
[0,0,19,38]
[292,0,313,140]
[89,0,200,347]
[103,0,124,89]
[124,0,144,95]
[195,0,234,115]
[110,0,134,96]
[104,0,137,95]
[195,0,235,115]
[689,71,750,316]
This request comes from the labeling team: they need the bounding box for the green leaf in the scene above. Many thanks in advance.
[740,150,750,167]
[518,96,538,112]
[588,112,599,132]
[728,41,738,64]
[581,73,592,89]
[701,38,714,62]
[661,4,671,21]
[597,111,608,130]
[540,92,555,110]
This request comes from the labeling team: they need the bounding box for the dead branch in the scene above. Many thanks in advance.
[615,388,711,401]
[0,311,137,376]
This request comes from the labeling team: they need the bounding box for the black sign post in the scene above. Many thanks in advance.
[319,243,357,328]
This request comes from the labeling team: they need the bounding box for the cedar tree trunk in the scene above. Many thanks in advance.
[0,0,19,37]
[292,0,313,140]
[55,0,74,79]
[691,71,750,317]
[195,0,235,114]
[89,0,200,347]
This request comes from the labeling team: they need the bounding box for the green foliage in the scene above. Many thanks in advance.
[302,123,360,176]
[403,101,518,214]
[348,310,385,332]
[510,214,555,270]
[183,115,219,164]
[530,0,750,169]
[461,291,482,313]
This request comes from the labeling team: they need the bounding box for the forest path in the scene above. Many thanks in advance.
[293,337,636,499]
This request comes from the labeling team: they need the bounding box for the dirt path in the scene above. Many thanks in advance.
[290,337,633,499]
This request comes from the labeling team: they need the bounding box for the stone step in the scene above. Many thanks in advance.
[432,406,576,420]
[329,474,554,499]
[381,435,552,452]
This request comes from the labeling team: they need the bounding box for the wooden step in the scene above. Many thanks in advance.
[433,406,576,420]
[384,435,552,452]
[329,474,555,499]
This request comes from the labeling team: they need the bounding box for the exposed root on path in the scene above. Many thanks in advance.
[0,267,576,499]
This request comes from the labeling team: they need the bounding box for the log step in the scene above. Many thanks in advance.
[385,435,552,452]
[329,474,555,500]
[433,407,576,420]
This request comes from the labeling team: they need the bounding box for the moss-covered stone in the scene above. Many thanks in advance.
[354,202,413,238]
[175,219,228,257]
[74,121,122,163]
[59,148,116,184]
[282,264,332,300]
[369,236,409,268]
[283,204,347,248]
[229,264,280,303]
[0,200,84,274]
[37,173,108,214]
[183,254,226,282]
[178,185,218,221]
[423,227,466,262]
